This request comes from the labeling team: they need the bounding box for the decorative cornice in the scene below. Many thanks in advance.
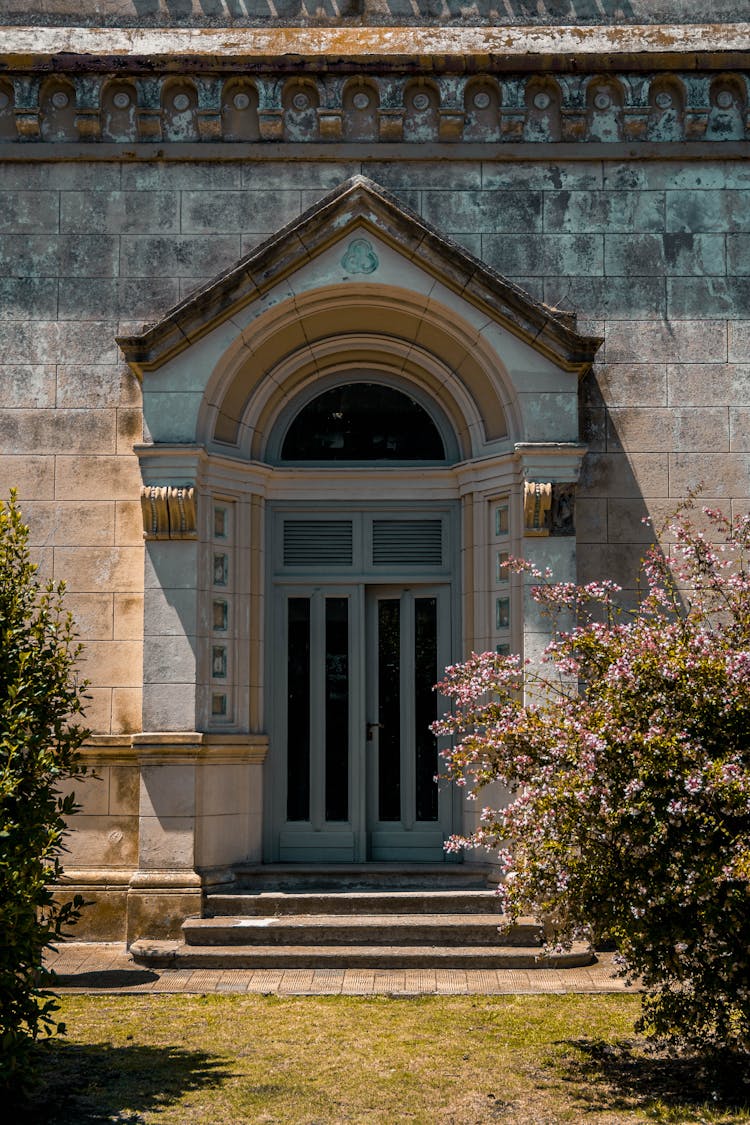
[81,732,270,763]
[132,732,270,763]
[1,25,749,71]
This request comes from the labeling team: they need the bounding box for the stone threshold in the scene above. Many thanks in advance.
[46,943,636,995]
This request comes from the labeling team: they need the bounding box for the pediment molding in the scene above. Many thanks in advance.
[117,175,601,380]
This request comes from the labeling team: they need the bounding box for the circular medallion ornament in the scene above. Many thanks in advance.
[593,91,611,111]
[173,93,190,112]
[51,91,69,109]
[352,92,370,111]
[292,92,309,110]
[473,91,491,110]
[412,93,430,111]
[533,91,551,111]
[341,237,379,276]
[655,91,673,110]
[112,91,131,110]
[716,90,734,109]
[233,92,250,111]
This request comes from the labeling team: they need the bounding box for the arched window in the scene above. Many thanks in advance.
[280,383,447,461]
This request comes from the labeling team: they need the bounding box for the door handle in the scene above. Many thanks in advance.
[366,722,384,742]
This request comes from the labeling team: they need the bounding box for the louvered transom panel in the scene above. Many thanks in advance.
[372,520,443,567]
[283,520,354,567]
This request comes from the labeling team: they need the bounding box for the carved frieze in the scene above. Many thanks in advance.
[1,71,747,145]
[140,485,197,540]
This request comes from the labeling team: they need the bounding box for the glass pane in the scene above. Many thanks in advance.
[325,597,349,822]
[378,599,401,821]
[495,504,509,536]
[415,597,439,822]
[281,383,445,461]
[287,598,310,821]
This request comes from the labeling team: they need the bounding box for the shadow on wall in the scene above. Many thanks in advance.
[577,369,659,612]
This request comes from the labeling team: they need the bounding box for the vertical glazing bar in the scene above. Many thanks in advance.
[325,597,349,822]
[415,596,439,821]
[286,597,310,821]
[378,598,401,822]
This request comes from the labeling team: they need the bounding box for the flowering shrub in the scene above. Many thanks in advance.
[435,504,750,1052]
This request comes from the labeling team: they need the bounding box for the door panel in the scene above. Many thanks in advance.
[367,587,450,861]
[274,583,450,862]
[277,587,362,862]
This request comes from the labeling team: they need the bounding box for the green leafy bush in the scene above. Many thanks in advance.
[436,504,750,1053]
[0,492,89,1092]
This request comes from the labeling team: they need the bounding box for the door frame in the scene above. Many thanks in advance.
[263,500,461,863]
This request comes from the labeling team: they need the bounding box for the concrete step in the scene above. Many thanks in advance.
[205,890,503,917]
[130,939,595,971]
[183,913,541,948]
[231,863,495,892]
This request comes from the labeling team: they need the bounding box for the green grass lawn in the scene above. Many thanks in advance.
[20,993,750,1124]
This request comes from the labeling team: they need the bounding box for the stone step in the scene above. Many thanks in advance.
[130,939,595,971]
[205,890,504,917]
[231,863,495,892]
[183,913,541,948]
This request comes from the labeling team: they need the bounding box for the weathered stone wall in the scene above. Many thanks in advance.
[1,149,747,738]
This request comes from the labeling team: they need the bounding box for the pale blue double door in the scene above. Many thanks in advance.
[273,583,452,862]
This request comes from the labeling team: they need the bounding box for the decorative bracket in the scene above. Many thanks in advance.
[523,481,577,537]
[140,485,197,540]
[523,481,552,537]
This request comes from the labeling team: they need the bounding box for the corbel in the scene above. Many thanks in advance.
[438,109,465,142]
[523,481,552,537]
[140,485,197,540]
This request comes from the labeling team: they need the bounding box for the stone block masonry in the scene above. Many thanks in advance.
[0,151,745,732]
[1,7,748,941]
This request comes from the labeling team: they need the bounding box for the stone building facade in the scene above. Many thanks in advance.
[1,2,749,941]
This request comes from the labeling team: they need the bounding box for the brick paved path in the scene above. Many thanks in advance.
[46,943,637,995]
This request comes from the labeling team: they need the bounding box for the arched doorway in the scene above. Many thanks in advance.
[265,380,459,861]
[118,176,597,936]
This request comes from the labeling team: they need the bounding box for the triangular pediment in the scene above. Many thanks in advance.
[117,175,600,377]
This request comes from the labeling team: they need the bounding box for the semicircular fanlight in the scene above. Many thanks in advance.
[280,383,447,462]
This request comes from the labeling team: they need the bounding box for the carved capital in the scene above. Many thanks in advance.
[317,108,343,141]
[75,109,101,141]
[378,109,403,142]
[15,110,40,139]
[258,109,284,141]
[438,109,464,142]
[197,111,222,142]
[140,485,197,540]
